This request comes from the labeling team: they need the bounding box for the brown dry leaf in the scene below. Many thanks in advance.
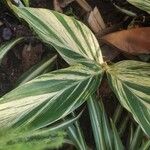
[88,7,105,33]
[76,0,92,12]
[87,7,119,60]
[53,0,63,13]
[101,27,150,54]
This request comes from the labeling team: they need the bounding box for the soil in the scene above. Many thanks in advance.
[0,0,149,149]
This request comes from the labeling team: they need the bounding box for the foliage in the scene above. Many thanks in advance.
[107,60,150,136]
[15,55,57,86]
[128,0,150,14]
[88,96,124,150]
[0,0,149,149]
[0,128,65,150]
[0,37,23,64]
[22,0,29,7]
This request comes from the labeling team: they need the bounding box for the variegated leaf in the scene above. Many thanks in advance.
[16,55,57,86]
[107,60,150,137]
[0,128,65,150]
[0,64,103,130]
[88,96,108,150]
[128,0,150,14]
[9,3,103,65]
[0,37,23,64]
[88,96,124,150]
[67,112,87,150]
[22,0,29,7]
[110,120,124,150]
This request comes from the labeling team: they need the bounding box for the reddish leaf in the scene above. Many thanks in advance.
[101,27,150,54]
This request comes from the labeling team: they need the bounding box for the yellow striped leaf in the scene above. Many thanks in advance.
[128,0,150,14]
[0,37,23,64]
[10,4,103,65]
[0,64,103,130]
[107,60,150,137]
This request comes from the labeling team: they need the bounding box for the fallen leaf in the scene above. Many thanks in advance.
[76,0,92,12]
[101,27,150,54]
[88,7,105,33]
[53,0,63,13]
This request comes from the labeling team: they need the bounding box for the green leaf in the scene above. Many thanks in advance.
[107,60,150,137]
[87,96,124,150]
[88,96,107,150]
[113,104,123,125]
[129,123,134,145]
[0,128,65,150]
[127,0,150,14]
[0,64,103,130]
[15,55,57,86]
[67,125,84,150]
[110,120,124,150]
[32,111,83,135]
[140,140,150,150]
[9,3,103,65]
[22,0,29,7]
[118,114,129,136]
[129,125,143,150]
[67,112,87,150]
[0,37,23,64]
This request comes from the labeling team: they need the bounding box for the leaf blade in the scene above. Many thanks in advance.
[0,37,23,64]
[128,0,150,14]
[15,55,57,86]
[88,96,124,150]
[0,64,103,130]
[10,5,103,65]
[101,27,150,55]
[107,60,150,137]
